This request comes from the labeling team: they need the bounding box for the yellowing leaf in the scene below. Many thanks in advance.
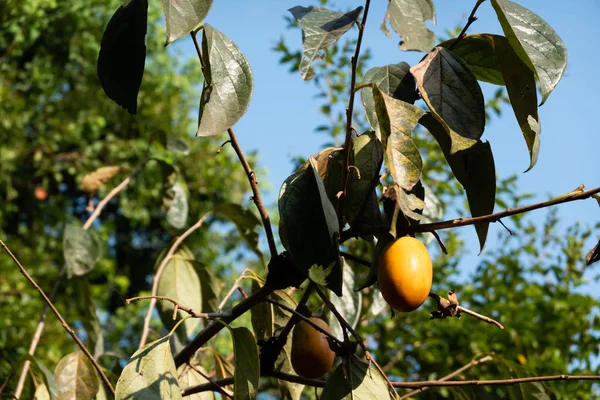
[80,166,122,194]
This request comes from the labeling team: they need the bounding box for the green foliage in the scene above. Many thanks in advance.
[1,0,598,399]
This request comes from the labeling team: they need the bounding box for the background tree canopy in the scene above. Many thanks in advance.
[1,0,599,399]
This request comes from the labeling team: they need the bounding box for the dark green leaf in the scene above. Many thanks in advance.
[312,147,344,211]
[360,62,417,130]
[484,34,540,171]
[438,34,504,85]
[115,336,181,399]
[231,327,260,400]
[278,157,342,295]
[161,0,213,45]
[197,24,254,137]
[214,203,264,264]
[74,279,104,358]
[372,86,424,190]
[289,6,363,80]
[321,356,388,399]
[491,0,567,105]
[166,181,189,229]
[190,260,220,312]
[156,247,202,342]
[63,225,102,278]
[97,0,147,114]
[420,114,496,251]
[250,280,274,341]
[54,352,99,400]
[329,260,361,339]
[381,0,435,52]
[410,47,485,153]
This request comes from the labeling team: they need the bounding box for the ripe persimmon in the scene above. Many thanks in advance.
[291,317,335,379]
[378,236,432,312]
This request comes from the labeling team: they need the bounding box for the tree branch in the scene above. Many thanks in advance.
[429,292,504,330]
[339,0,372,230]
[0,240,115,396]
[448,0,485,50]
[14,158,148,398]
[126,295,229,319]
[138,212,212,348]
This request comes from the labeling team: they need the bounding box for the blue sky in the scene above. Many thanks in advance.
[174,1,600,284]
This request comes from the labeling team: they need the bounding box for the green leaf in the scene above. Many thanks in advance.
[250,280,274,341]
[438,34,504,85]
[359,62,417,130]
[97,0,147,114]
[197,24,254,137]
[410,47,485,153]
[23,355,58,400]
[278,157,342,295]
[166,181,189,229]
[115,336,182,399]
[289,6,363,80]
[347,131,383,228]
[214,203,264,264]
[191,260,220,312]
[166,137,191,155]
[231,327,260,400]
[156,247,202,342]
[329,261,361,339]
[483,34,540,171]
[373,86,424,190]
[312,147,344,211]
[74,279,104,358]
[274,342,304,400]
[491,0,567,105]
[178,365,215,400]
[321,356,389,399]
[161,0,213,45]
[420,114,495,251]
[63,224,102,278]
[381,0,435,52]
[54,352,99,400]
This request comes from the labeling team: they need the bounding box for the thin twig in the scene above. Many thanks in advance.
[266,298,342,346]
[0,240,115,396]
[428,292,504,330]
[497,219,514,235]
[138,212,212,348]
[180,371,600,396]
[216,270,252,312]
[458,306,504,330]
[400,355,493,399]
[126,296,229,319]
[14,159,148,398]
[339,0,372,230]
[340,251,371,268]
[315,286,365,351]
[342,185,600,241]
[187,363,234,399]
[431,231,448,254]
[365,351,400,399]
[448,0,486,50]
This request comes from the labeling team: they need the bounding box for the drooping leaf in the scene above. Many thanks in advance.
[54,352,99,400]
[347,131,383,228]
[97,0,147,114]
[166,181,189,229]
[381,0,435,52]
[312,147,344,211]
[289,6,363,80]
[197,24,254,137]
[329,261,362,339]
[166,137,191,155]
[438,35,504,85]
[80,166,122,194]
[231,327,260,400]
[373,86,424,190]
[321,356,388,399]
[74,279,104,358]
[410,47,485,153]
[178,365,215,400]
[156,247,202,342]
[360,62,417,130]
[420,114,495,251]
[483,34,540,171]
[161,0,213,45]
[213,351,234,390]
[278,157,342,295]
[63,224,102,278]
[491,0,567,105]
[190,260,220,312]
[115,336,182,399]
[23,355,58,400]
[214,203,264,263]
[250,279,274,341]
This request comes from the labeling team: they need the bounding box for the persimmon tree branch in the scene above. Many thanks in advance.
[0,239,115,396]
[341,185,600,241]
[14,158,148,399]
[126,295,229,319]
[339,0,372,229]
[448,0,486,50]
[400,355,493,399]
[429,292,504,330]
[138,212,212,348]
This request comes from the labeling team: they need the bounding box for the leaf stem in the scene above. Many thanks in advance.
[449,0,486,50]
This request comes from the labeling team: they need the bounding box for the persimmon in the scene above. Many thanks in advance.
[378,236,432,312]
[291,317,335,379]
